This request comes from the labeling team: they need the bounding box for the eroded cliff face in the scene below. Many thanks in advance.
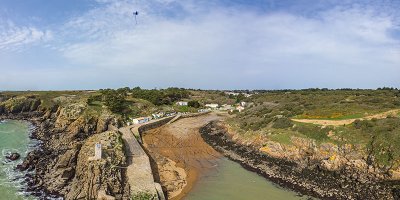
[258,135,400,181]
[66,131,127,200]
[1,96,129,199]
[200,121,399,200]
[221,120,400,182]
[0,96,41,115]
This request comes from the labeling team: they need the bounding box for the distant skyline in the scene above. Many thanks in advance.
[0,0,399,90]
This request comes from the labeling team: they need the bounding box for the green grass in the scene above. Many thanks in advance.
[268,129,301,145]
[270,134,292,145]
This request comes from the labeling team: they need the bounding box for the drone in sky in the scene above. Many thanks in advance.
[133,11,139,24]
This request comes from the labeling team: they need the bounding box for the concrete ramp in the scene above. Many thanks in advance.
[119,126,163,199]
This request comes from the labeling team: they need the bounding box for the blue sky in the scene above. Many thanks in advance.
[0,0,399,90]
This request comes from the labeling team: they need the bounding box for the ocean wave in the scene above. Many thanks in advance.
[0,121,42,200]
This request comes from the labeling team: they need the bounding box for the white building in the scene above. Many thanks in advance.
[225,92,253,98]
[240,101,247,107]
[198,108,211,113]
[176,101,188,106]
[236,105,245,112]
[152,112,165,119]
[243,93,252,98]
[131,117,151,124]
[205,104,219,109]
[225,92,240,96]
[220,104,233,111]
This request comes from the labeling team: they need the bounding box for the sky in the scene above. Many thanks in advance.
[0,0,399,90]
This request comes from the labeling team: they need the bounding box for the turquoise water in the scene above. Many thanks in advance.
[0,120,36,200]
[185,158,310,200]
[0,120,311,200]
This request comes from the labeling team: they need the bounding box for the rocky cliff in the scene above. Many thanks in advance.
[1,95,129,199]
[200,121,400,200]
[0,96,42,115]
[66,131,127,200]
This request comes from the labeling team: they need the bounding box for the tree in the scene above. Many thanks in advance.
[188,100,200,108]
[101,89,126,113]
[236,93,246,103]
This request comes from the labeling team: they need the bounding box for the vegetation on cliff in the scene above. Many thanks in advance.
[227,89,400,180]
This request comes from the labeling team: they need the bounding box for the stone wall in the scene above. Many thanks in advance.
[138,116,175,135]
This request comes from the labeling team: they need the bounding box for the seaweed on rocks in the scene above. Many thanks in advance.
[200,121,399,200]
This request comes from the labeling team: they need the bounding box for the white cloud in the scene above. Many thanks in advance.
[60,1,400,75]
[1,0,400,90]
[0,20,51,52]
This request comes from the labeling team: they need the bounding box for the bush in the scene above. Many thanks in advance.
[188,100,200,108]
[100,89,126,113]
[294,124,331,141]
[131,87,189,105]
[272,117,293,129]
[131,192,157,200]
[87,95,101,105]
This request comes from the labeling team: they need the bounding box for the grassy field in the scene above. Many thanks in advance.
[227,89,400,167]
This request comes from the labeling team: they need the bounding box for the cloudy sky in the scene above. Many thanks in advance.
[0,0,399,90]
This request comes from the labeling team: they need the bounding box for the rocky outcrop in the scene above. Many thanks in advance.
[1,96,128,199]
[66,131,127,200]
[151,154,187,199]
[0,96,41,115]
[200,121,398,200]
[55,103,86,130]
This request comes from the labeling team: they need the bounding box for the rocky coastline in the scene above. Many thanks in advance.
[0,110,60,198]
[200,121,400,200]
[0,97,129,200]
[2,95,400,200]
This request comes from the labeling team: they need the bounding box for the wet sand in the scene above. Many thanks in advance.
[142,113,222,199]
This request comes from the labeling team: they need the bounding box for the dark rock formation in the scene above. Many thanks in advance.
[6,152,20,161]
[200,121,399,200]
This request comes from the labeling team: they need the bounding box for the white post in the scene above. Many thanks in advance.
[94,143,102,160]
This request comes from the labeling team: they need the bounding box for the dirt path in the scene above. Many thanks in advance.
[142,113,222,200]
[292,109,400,126]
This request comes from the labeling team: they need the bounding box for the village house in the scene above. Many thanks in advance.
[198,108,210,113]
[243,93,252,98]
[205,103,219,109]
[225,92,253,98]
[225,92,240,96]
[152,112,165,119]
[220,104,233,111]
[236,105,245,112]
[176,101,188,106]
[165,112,177,117]
[131,116,151,124]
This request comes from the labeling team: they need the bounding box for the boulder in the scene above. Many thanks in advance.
[6,152,20,161]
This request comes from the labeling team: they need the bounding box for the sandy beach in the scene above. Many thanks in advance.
[142,114,222,199]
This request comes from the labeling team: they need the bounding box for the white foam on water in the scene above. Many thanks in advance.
[0,120,44,200]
